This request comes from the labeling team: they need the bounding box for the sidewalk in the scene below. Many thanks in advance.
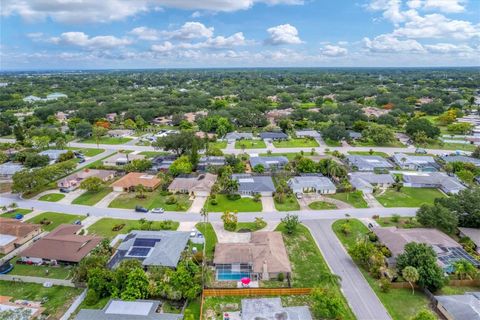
[58,188,86,204]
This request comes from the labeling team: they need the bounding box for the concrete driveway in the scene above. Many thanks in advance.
[58,188,87,204]
[95,190,121,208]
[261,195,276,212]
[211,222,250,243]
[189,196,207,213]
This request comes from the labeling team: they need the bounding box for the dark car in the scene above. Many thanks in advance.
[135,206,149,213]
[0,262,13,274]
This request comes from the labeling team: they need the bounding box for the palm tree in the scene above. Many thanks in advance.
[402,266,419,294]
[225,179,239,195]
[135,184,147,199]
[454,259,478,280]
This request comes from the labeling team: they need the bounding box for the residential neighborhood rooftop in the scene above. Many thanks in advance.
[441,155,480,167]
[249,156,289,170]
[232,174,276,195]
[435,292,480,320]
[346,155,393,171]
[240,298,312,320]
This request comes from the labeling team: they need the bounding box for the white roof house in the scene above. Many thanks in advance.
[349,172,395,193]
[346,155,393,171]
[0,163,24,178]
[392,153,438,171]
[39,149,67,161]
[241,298,312,320]
[295,130,321,139]
[288,175,336,194]
[402,172,466,194]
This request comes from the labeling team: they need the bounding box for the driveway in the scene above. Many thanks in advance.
[363,192,383,208]
[211,222,250,243]
[58,188,86,204]
[95,190,121,208]
[261,195,275,212]
[304,220,391,320]
[189,196,207,213]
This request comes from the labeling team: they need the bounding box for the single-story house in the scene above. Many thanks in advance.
[151,155,177,172]
[225,132,254,141]
[75,299,183,320]
[214,232,292,281]
[458,227,480,254]
[392,153,438,171]
[152,116,172,126]
[107,230,190,269]
[232,174,276,196]
[112,172,161,192]
[0,218,42,254]
[55,112,68,122]
[295,129,321,139]
[103,153,146,167]
[402,172,466,194]
[168,173,217,196]
[345,155,393,171]
[373,227,480,272]
[197,156,226,171]
[347,131,362,140]
[441,155,480,167]
[239,298,313,320]
[0,296,45,319]
[57,169,115,191]
[435,292,480,320]
[259,131,288,141]
[249,156,289,171]
[39,149,67,162]
[348,172,395,193]
[107,129,133,137]
[23,95,42,103]
[287,174,336,195]
[21,224,102,264]
[46,92,67,100]
[0,162,24,179]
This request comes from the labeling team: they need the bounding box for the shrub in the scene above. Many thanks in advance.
[391,214,400,223]
[340,223,351,235]
[210,199,218,205]
[112,224,125,231]
[378,278,391,293]
[176,204,186,211]
[210,194,216,200]
[160,190,172,196]
[253,194,261,202]
[166,196,177,205]
[277,273,285,282]
[226,194,241,201]
[368,232,378,242]
[84,289,100,306]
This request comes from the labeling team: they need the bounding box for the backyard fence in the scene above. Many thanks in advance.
[203,287,312,297]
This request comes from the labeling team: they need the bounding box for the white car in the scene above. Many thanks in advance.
[151,208,164,214]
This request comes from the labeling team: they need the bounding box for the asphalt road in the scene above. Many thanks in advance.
[305,220,392,320]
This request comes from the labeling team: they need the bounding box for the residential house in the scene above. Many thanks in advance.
[0,218,42,254]
[0,296,45,319]
[21,224,102,264]
[214,232,292,281]
[195,131,216,139]
[347,131,362,140]
[349,172,395,193]
[373,227,480,272]
[402,172,466,194]
[112,172,161,192]
[416,97,434,106]
[265,108,293,125]
[225,132,254,141]
[435,292,480,320]
[151,155,177,172]
[103,153,146,167]
[295,129,321,139]
[232,174,276,196]
[39,149,67,162]
[287,174,336,195]
[107,230,190,269]
[75,299,183,320]
[441,155,480,167]
[57,169,115,191]
[107,129,133,137]
[238,298,313,320]
[197,156,226,171]
[55,112,68,122]
[249,156,289,171]
[458,227,480,254]
[345,155,393,171]
[259,131,288,141]
[152,116,172,126]
[184,110,208,123]
[23,95,42,103]
[362,107,390,118]
[392,153,438,171]
[0,163,24,179]
[105,113,117,122]
[168,173,217,196]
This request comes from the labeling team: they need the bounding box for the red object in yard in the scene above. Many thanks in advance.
[241,277,251,285]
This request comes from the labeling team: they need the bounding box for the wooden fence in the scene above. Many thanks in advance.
[203,287,312,297]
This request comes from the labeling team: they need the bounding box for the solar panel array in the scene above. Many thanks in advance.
[133,238,161,247]
[128,247,151,257]
[437,246,480,268]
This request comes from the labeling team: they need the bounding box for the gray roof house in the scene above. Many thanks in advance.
[295,129,321,139]
[345,155,393,171]
[435,292,480,320]
[151,155,177,172]
[392,153,438,171]
[288,175,336,195]
[75,299,183,320]
[259,131,288,140]
[225,132,254,141]
[349,172,395,193]
[232,174,275,196]
[402,172,466,194]
[240,298,312,320]
[250,156,289,171]
[0,163,24,178]
[459,227,480,253]
[39,149,67,161]
[197,156,226,171]
[348,131,362,140]
[441,155,480,167]
[107,231,190,269]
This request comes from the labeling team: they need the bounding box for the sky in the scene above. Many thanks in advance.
[1,0,479,70]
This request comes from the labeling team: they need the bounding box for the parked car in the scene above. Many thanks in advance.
[78,158,86,163]
[0,262,13,274]
[74,220,82,225]
[151,208,164,214]
[135,206,149,213]
[415,148,427,154]
[295,193,303,199]
[59,188,71,193]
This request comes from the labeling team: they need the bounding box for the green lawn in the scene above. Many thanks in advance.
[420,140,477,152]
[108,191,192,211]
[66,147,104,157]
[205,194,262,212]
[9,257,73,279]
[234,139,266,149]
[195,222,217,260]
[437,286,480,295]
[374,187,445,207]
[274,195,300,211]
[332,219,431,320]
[80,136,132,145]
[325,138,341,147]
[72,187,112,206]
[308,201,337,210]
[376,216,421,229]
[1,208,33,219]
[235,221,266,232]
[348,151,389,157]
[272,138,319,148]
[26,212,85,231]
[350,139,405,148]
[209,141,227,149]
[88,218,179,238]
[184,298,201,320]
[260,152,311,161]
[38,193,65,202]
[327,191,368,208]
[0,281,82,319]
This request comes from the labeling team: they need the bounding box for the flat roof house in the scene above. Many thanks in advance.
[57,168,115,191]
[225,132,254,141]
[402,172,466,194]
[295,129,321,139]
[232,174,276,196]
[435,292,480,320]
[239,298,313,320]
[346,155,393,171]
[197,156,226,171]
[392,153,438,171]
[103,153,146,167]
[214,232,292,281]
[259,131,288,140]
[349,172,395,193]
[39,149,67,162]
[111,172,161,192]
[250,156,289,171]
[107,230,190,269]
[168,173,217,196]
[0,163,24,179]
[21,224,102,264]
[441,155,480,167]
[0,218,42,254]
[288,174,336,195]
[75,299,183,320]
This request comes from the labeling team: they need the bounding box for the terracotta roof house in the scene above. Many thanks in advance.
[435,292,480,320]
[168,173,217,196]
[20,224,102,264]
[240,298,312,320]
[402,172,466,194]
[288,174,336,195]
[214,232,292,281]
[103,153,146,167]
[112,172,161,192]
[0,218,42,254]
[57,169,115,191]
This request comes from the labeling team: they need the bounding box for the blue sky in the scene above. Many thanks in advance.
[1,0,479,70]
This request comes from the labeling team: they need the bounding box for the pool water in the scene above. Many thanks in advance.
[217,271,251,281]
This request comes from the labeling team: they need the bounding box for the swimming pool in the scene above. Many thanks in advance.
[216,270,251,281]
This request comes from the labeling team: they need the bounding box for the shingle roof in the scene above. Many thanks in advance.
[259,132,288,139]
[112,172,161,189]
[392,153,436,166]
[295,130,320,138]
[168,173,217,193]
[249,156,289,170]
[288,175,336,191]
[402,172,465,193]
[232,174,276,193]
[346,155,393,170]
[0,218,41,238]
[0,163,24,176]
[349,172,395,185]
[459,228,480,247]
[225,132,254,140]
[441,155,480,167]
[435,293,480,320]
[39,149,66,160]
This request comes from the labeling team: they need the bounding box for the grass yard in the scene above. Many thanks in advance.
[351,139,405,148]
[327,191,368,208]
[420,140,477,152]
[38,193,65,202]
[348,151,389,157]
[374,187,445,207]
[234,139,266,149]
[272,138,319,148]
[325,138,341,147]
[184,298,201,320]
[88,218,179,238]
[235,221,266,232]
[274,195,300,211]
[108,191,192,211]
[205,194,262,212]
[209,141,227,149]
[71,187,112,206]
[9,257,73,279]
[437,286,480,295]
[375,216,421,228]
[1,208,33,219]
[195,222,217,260]
[332,219,431,320]
[308,201,337,210]
[0,280,82,319]
[80,136,132,145]
[27,212,85,231]
[66,147,104,157]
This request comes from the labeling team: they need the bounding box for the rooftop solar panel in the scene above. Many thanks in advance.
[128,247,151,257]
[133,238,161,247]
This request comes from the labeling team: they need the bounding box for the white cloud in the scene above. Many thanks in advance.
[424,43,474,54]
[129,27,160,41]
[363,34,425,52]
[366,0,405,24]
[151,41,175,53]
[321,45,348,57]
[151,32,248,53]
[130,22,214,41]
[406,0,422,9]
[265,24,303,45]
[423,0,466,13]
[49,32,132,49]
